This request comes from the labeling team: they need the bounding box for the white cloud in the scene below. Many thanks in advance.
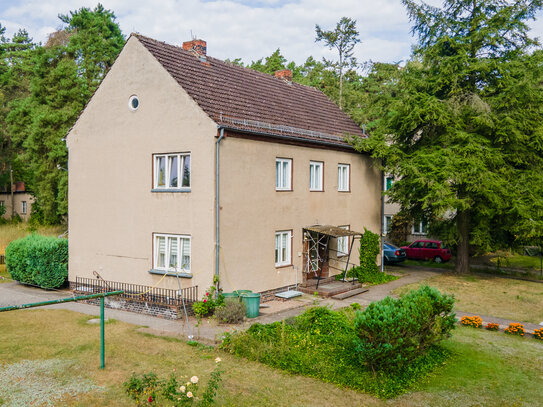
[1,0,543,65]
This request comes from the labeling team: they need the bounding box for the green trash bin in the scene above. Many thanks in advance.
[240,293,261,318]
[222,292,239,299]
[233,289,252,296]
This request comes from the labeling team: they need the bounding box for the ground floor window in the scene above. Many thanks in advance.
[384,215,392,235]
[275,230,292,267]
[21,201,27,214]
[412,219,428,235]
[154,233,191,272]
[337,226,349,256]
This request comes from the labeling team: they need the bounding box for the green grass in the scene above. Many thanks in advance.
[0,223,66,253]
[403,259,454,269]
[393,273,543,324]
[490,253,543,271]
[0,264,9,283]
[0,310,542,406]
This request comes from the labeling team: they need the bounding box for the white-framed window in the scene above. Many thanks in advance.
[153,153,191,190]
[0,201,4,208]
[276,158,292,191]
[412,220,428,235]
[337,225,349,256]
[275,230,292,267]
[309,161,323,191]
[384,216,392,235]
[21,201,27,214]
[338,164,350,191]
[154,233,191,272]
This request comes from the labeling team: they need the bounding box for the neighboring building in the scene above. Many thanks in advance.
[67,34,381,296]
[383,175,428,242]
[0,182,34,221]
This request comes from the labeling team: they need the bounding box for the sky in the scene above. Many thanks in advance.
[2,0,543,66]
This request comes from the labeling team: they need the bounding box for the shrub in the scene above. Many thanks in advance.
[192,286,224,319]
[5,234,68,289]
[124,372,160,405]
[215,298,246,324]
[504,323,525,336]
[358,228,380,274]
[485,322,500,331]
[342,266,399,285]
[461,315,482,328]
[354,285,455,372]
[533,328,543,340]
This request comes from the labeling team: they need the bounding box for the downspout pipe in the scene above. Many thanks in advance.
[381,169,385,273]
[215,127,225,295]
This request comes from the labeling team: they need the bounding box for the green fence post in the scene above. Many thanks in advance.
[100,296,105,369]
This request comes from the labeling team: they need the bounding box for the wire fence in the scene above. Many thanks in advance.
[72,277,198,306]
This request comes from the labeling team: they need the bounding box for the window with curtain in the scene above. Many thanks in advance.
[275,158,292,190]
[309,161,323,191]
[154,233,191,272]
[337,226,349,256]
[338,164,350,191]
[275,230,291,266]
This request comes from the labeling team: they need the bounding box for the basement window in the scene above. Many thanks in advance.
[153,153,191,191]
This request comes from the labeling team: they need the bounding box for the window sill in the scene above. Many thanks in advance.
[338,190,351,193]
[151,188,191,193]
[275,263,293,269]
[148,269,192,278]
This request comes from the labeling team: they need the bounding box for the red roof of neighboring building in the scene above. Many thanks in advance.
[133,34,366,148]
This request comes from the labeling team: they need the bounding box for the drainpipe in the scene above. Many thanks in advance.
[215,128,225,295]
[381,169,385,273]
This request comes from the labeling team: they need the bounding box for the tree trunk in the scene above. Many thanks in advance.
[455,210,470,274]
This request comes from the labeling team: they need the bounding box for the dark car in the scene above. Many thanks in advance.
[401,239,451,263]
[383,242,407,264]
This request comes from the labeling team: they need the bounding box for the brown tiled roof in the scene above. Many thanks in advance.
[133,34,365,147]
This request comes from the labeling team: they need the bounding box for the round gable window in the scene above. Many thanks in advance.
[128,95,139,111]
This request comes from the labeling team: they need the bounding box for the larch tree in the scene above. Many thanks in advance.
[352,0,543,273]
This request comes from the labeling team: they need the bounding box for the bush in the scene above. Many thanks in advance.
[5,234,68,289]
[359,228,380,274]
[533,327,543,340]
[504,323,525,336]
[341,266,399,285]
[461,315,482,328]
[354,285,455,372]
[192,286,224,319]
[215,299,246,324]
[485,322,500,331]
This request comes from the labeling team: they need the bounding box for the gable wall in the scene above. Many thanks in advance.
[67,37,217,290]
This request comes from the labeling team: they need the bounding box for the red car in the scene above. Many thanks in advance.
[401,240,451,263]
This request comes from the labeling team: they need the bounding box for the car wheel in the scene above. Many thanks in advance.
[434,256,443,264]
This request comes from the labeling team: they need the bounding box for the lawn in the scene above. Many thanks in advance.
[0,223,66,253]
[0,309,542,406]
[0,264,9,283]
[393,273,543,324]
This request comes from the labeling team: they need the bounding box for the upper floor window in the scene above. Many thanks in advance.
[309,161,323,191]
[154,153,190,190]
[21,201,27,214]
[154,233,191,272]
[275,230,292,267]
[338,164,350,192]
[412,219,428,235]
[276,158,292,191]
[0,201,4,208]
[385,176,393,191]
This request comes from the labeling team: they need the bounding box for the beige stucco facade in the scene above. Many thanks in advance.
[0,192,34,221]
[68,36,382,294]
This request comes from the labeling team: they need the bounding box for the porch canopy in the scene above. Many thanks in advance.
[302,225,363,288]
[304,225,362,238]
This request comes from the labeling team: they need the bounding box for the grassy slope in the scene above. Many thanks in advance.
[393,273,543,324]
[0,223,66,253]
[0,309,541,406]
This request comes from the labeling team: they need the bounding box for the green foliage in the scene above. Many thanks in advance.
[354,285,456,372]
[352,0,543,271]
[125,364,224,406]
[192,286,224,319]
[5,234,68,288]
[224,304,451,398]
[0,204,5,218]
[359,228,380,274]
[124,372,159,405]
[214,298,246,324]
[343,267,399,285]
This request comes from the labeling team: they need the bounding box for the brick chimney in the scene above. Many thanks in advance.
[183,39,207,59]
[275,69,292,82]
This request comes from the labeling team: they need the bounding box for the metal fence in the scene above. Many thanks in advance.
[73,277,198,306]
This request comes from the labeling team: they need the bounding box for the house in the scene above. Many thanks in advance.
[0,182,34,221]
[66,34,381,300]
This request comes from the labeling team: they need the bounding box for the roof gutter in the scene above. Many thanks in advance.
[215,127,225,295]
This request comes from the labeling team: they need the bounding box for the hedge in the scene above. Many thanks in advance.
[5,234,68,289]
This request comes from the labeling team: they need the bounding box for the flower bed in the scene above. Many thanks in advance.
[504,323,525,336]
[460,315,482,328]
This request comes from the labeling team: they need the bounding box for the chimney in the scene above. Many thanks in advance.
[183,39,207,61]
[275,69,292,82]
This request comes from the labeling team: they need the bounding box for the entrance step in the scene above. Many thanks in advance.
[298,281,362,297]
[331,287,369,300]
